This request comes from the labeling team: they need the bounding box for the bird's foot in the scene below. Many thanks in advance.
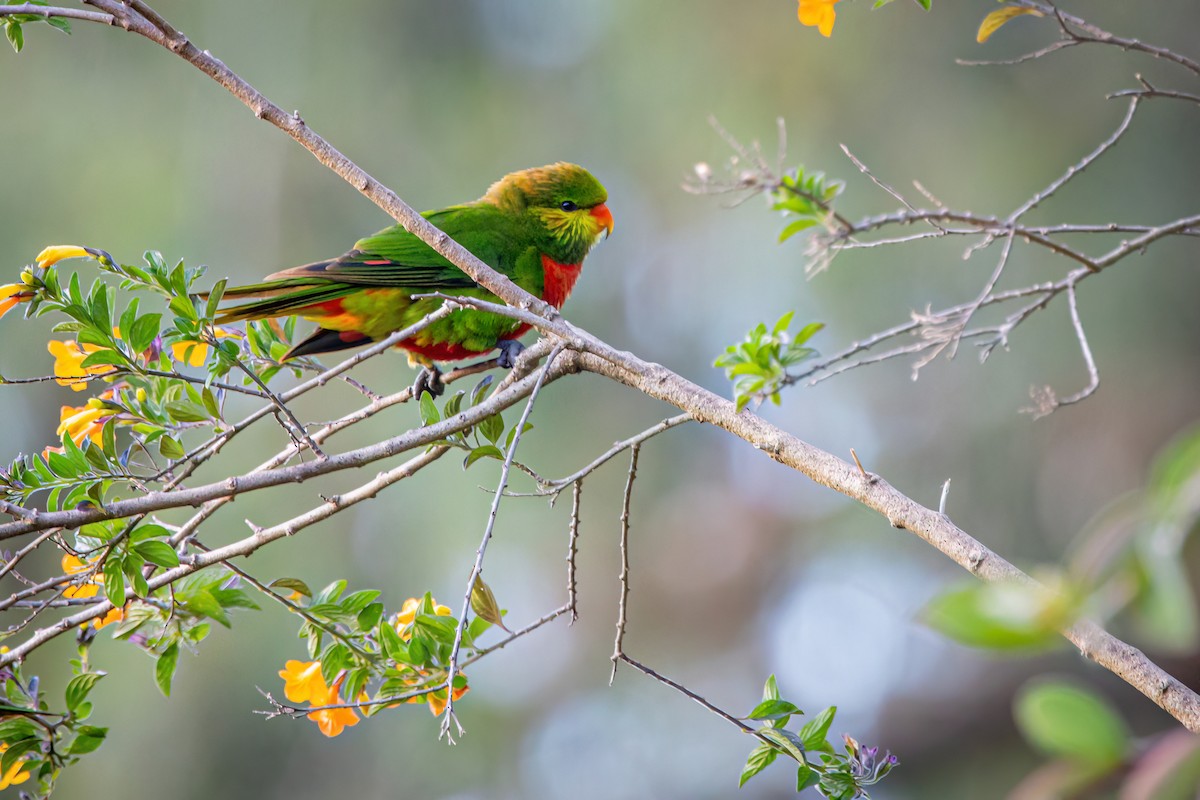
[412,365,445,399]
[495,339,525,370]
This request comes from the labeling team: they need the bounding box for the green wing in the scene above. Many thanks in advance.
[263,204,514,290]
[216,203,522,324]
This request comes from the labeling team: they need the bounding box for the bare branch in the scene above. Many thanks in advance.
[0,3,113,24]
[1009,96,1140,223]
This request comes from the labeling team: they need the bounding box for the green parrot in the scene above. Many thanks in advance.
[215,162,613,393]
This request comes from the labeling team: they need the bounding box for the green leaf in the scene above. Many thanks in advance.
[1015,680,1129,768]
[442,391,464,419]
[6,22,24,53]
[183,588,230,626]
[158,435,185,460]
[378,617,411,663]
[469,375,494,406]
[414,612,458,643]
[67,726,107,755]
[419,392,440,426]
[64,672,105,714]
[133,540,180,568]
[169,294,198,322]
[799,706,837,752]
[763,674,780,702]
[269,577,312,599]
[747,698,801,722]
[129,523,170,543]
[759,727,807,764]
[155,642,179,697]
[210,587,259,611]
[739,742,778,788]
[924,581,1072,650]
[78,349,126,369]
[1,738,40,775]
[779,218,816,242]
[340,589,382,615]
[504,421,534,451]
[357,602,384,632]
[164,399,209,423]
[464,445,504,469]
[479,413,504,445]
[797,762,820,792]
[469,574,509,632]
[123,552,149,598]
[205,279,227,320]
[126,313,162,355]
[819,769,859,800]
[201,386,220,419]
[103,556,125,608]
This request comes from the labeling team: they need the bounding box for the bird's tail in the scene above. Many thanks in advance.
[213,282,354,325]
[206,259,355,325]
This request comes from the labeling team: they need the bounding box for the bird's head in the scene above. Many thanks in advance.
[483,163,613,264]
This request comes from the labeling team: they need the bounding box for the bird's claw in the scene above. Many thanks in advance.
[495,339,525,370]
[413,366,445,400]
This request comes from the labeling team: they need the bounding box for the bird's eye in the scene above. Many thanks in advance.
[560,200,578,212]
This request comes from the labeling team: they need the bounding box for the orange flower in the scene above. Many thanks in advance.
[278,659,328,704]
[278,660,362,736]
[48,340,112,391]
[170,327,238,367]
[395,596,452,641]
[57,399,108,447]
[798,0,841,36]
[0,744,31,790]
[62,553,102,600]
[425,680,469,717]
[307,675,360,738]
[0,283,33,321]
[91,606,124,630]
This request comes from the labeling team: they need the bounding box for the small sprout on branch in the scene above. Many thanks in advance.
[772,167,846,243]
[715,313,824,410]
[739,674,898,796]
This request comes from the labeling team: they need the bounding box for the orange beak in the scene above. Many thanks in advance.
[590,203,614,238]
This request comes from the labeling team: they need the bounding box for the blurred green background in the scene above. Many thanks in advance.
[3,1,1200,797]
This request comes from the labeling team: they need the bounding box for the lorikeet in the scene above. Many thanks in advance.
[215,162,613,392]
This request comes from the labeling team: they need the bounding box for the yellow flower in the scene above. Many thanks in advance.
[48,340,112,391]
[57,399,107,447]
[798,0,841,36]
[35,245,92,270]
[0,283,33,321]
[278,660,328,704]
[0,744,31,790]
[62,553,103,600]
[394,596,452,641]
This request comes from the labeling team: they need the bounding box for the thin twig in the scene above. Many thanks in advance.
[567,479,582,624]
[441,345,565,742]
[609,443,640,685]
